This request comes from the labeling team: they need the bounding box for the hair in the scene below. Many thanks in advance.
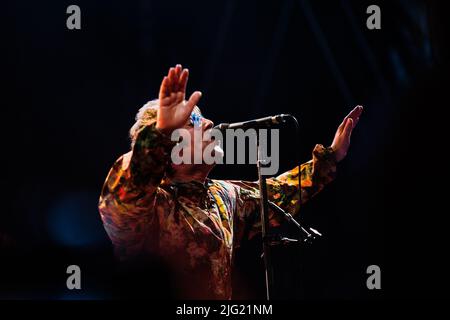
[129,99,160,148]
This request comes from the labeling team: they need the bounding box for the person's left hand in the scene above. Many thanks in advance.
[331,105,363,162]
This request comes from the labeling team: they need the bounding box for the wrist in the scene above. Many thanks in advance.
[156,124,174,137]
[314,144,338,164]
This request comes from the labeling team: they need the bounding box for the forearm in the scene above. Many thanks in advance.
[98,121,174,256]
[267,144,337,216]
[128,122,175,193]
[232,143,337,242]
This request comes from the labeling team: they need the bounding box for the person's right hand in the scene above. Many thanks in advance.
[156,64,202,135]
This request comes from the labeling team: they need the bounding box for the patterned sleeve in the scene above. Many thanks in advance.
[98,121,175,258]
[231,144,337,241]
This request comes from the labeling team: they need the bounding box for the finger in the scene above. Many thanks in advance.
[173,65,182,92]
[185,91,202,115]
[168,68,176,92]
[165,70,174,95]
[159,96,172,108]
[346,105,363,121]
[338,105,362,131]
[166,67,172,82]
[159,76,170,99]
[160,90,176,108]
[351,105,363,120]
[179,69,189,94]
[343,117,354,141]
[175,64,182,80]
[337,116,347,133]
[175,91,184,104]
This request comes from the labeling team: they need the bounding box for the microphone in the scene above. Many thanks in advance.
[213,114,291,131]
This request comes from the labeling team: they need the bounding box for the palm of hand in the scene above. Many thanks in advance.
[331,106,363,162]
[157,64,202,134]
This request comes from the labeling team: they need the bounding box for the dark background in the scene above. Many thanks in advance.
[1,0,446,299]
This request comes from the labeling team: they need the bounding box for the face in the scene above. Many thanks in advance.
[174,106,220,168]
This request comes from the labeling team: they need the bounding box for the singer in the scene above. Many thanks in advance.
[98,64,363,299]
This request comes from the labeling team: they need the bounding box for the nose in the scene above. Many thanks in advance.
[203,118,214,130]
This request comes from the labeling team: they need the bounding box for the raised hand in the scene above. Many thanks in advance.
[156,64,202,135]
[331,105,363,162]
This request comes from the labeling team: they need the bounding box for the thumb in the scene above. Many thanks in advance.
[344,117,354,140]
[185,91,202,114]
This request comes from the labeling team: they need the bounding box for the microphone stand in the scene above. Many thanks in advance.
[255,116,322,301]
[256,134,273,300]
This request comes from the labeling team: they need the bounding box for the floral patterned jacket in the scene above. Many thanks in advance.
[98,120,336,299]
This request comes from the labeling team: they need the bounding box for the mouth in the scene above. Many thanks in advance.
[204,123,216,141]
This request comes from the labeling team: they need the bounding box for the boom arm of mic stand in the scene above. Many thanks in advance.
[268,201,322,243]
